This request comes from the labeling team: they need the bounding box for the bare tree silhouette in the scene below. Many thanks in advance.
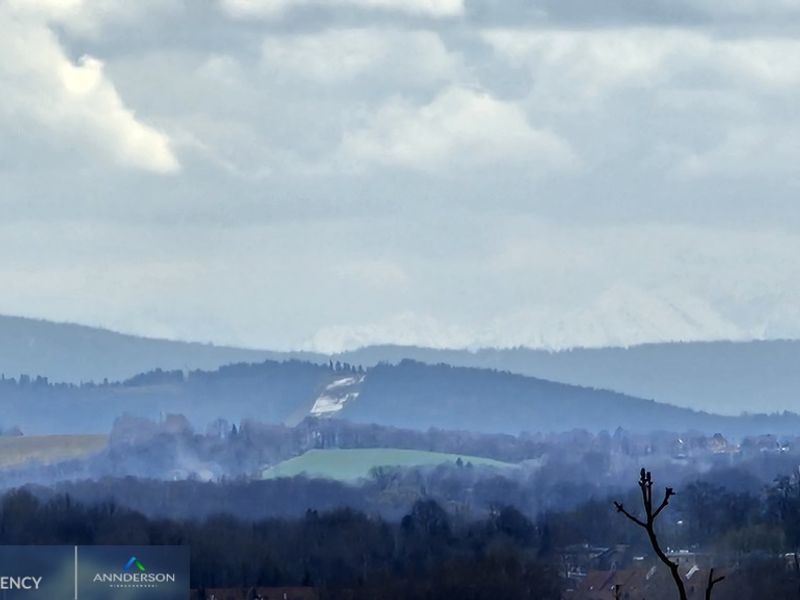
[614,468,726,600]
[705,568,725,600]
[613,582,622,600]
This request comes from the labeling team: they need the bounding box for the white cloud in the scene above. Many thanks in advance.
[300,222,800,353]
[482,28,800,176]
[482,28,800,105]
[339,86,577,172]
[482,28,671,112]
[333,260,410,288]
[261,28,460,85]
[689,0,800,18]
[3,0,800,359]
[7,216,800,356]
[221,0,464,19]
[303,287,747,354]
[4,0,184,36]
[0,6,179,173]
[306,312,475,353]
[676,125,800,178]
[481,285,747,350]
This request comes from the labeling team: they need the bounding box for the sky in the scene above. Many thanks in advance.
[1,0,800,352]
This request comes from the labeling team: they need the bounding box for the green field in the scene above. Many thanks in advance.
[0,435,108,469]
[261,448,515,481]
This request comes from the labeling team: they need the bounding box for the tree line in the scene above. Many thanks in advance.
[7,467,800,598]
[0,489,560,599]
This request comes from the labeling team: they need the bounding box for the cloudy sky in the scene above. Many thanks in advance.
[1,0,799,352]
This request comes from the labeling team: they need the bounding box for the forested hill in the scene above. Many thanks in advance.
[339,361,800,438]
[2,358,800,437]
[0,314,321,383]
[5,315,800,416]
[0,360,334,434]
[336,341,800,415]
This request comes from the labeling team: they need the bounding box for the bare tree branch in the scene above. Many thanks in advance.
[614,469,688,600]
[705,568,725,600]
[613,501,647,528]
[653,487,675,519]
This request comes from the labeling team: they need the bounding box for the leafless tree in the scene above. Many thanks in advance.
[614,468,725,600]
[705,568,724,600]
[613,583,622,600]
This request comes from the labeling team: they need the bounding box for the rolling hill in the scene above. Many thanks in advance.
[0,434,107,469]
[335,342,800,415]
[1,357,799,438]
[4,315,800,415]
[337,360,800,438]
[0,360,335,434]
[0,314,320,384]
[261,448,514,481]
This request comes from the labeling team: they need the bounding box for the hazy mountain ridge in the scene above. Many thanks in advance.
[335,342,800,414]
[0,359,335,434]
[0,314,323,383]
[339,360,800,438]
[4,315,800,417]
[1,354,799,438]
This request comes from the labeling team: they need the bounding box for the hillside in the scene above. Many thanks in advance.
[261,448,514,481]
[2,357,799,437]
[0,434,107,468]
[337,341,800,415]
[0,360,336,434]
[0,314,321,383]
[5,315,800,415]
[339,360,800,438]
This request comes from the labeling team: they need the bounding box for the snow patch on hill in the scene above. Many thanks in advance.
[311,375,365,416]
